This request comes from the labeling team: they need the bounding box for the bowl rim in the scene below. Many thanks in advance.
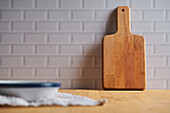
[0,80,61,88]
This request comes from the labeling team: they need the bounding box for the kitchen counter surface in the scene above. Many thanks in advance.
[0,89,170,113]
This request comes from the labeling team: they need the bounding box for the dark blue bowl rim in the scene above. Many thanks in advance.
[0,81,61,88]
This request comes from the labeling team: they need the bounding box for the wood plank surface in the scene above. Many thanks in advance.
[103,6,146,89]
[0,89,170,113]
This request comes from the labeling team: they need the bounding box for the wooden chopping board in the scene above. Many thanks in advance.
[102,6,146,89]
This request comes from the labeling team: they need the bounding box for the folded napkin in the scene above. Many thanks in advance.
[0,92,107,107]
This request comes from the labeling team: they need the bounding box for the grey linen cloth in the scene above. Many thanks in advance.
[0,92,107,107]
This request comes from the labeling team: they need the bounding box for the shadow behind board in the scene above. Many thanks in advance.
[73,9,117,89]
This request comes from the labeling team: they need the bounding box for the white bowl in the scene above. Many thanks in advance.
[0,81,61,101]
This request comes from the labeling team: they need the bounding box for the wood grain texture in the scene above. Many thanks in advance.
[103,6,146,89]
[1,89,170,113]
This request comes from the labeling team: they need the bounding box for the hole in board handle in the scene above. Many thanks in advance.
[122,9,125,12]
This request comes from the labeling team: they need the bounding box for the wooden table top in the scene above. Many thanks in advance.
[0,89,170,113]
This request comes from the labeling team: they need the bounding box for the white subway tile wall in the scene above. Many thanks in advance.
[0,0,170,89]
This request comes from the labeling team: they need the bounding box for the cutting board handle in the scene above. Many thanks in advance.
[117,6,130,34]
